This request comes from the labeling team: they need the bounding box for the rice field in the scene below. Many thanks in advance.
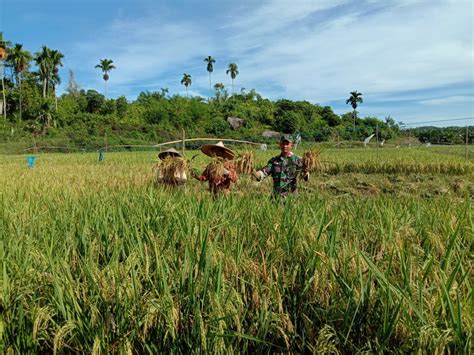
[0,146,472,353]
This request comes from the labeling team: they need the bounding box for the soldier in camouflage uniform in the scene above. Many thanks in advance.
[254,135,309,197]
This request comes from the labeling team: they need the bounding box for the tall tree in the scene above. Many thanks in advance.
[34,46,53,98]
[49,49,64,110]
[37,99,53,135]
[346,90,363,132]
[0,32,10,121]
[226,63,239,95]
[95,59,115,98]
[7,43,32,121]
[204,56,216,94]
[181,73,192,98]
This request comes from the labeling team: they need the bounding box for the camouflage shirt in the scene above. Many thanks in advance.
[260,153,305,196]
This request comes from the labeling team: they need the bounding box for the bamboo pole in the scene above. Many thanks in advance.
[153,137,262,148]
[182,128,185,156]
[25,138,264,153]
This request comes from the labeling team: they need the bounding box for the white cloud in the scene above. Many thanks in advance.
[419,95,474,106]
[225,0,473,102]
[70,15,216,93]
[65,0,473,121]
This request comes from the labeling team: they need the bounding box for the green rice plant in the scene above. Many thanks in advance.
[0,149,472,353]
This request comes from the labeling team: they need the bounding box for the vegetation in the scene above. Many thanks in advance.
[0,33,470,154]
[0,147,472,353]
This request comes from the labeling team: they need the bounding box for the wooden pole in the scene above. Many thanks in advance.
[376,124,379,148]
[465,125,469,161]
[93,137,264,153]
[182,128,185,156]
[153,137,263,148]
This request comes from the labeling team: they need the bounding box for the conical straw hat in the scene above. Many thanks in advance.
[200,141,235,160]
[158,148,182,160]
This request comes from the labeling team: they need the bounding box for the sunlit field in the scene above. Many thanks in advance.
[1,146,472,353]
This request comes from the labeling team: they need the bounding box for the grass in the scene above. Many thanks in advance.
[0,146,472,353]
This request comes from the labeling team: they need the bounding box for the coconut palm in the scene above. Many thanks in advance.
[346,90,363,132]
[181,73,192,98]
[34,46,53,98]
[204,56,216,94]
[7,43,32,121]
[95,59,115,98]
[226,63,239,95]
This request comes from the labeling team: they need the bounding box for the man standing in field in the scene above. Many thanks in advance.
[254,135,309,198]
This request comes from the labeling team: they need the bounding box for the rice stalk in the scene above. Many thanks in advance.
[205,158,236,184]
[153,157,189,185]
[235,151,254,175]
[303,148,322,172]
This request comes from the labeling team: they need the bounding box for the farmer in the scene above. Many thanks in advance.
[193,141,238,195]
[154,148,187,186]
[254,134,309,198]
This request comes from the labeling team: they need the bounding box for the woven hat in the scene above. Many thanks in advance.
[200,141,235,160]
[158,148,182,160]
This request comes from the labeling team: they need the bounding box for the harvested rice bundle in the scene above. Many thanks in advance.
[158,157,188,184]
[205,158,235,184]
[195,141,238,195]
[153,148,188,185]
[205,158,226,184]
[235,151,254,175]
[302,148,322,172]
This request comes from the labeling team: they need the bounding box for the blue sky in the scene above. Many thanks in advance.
[2,0,473,126]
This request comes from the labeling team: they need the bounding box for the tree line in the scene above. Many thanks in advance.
[7,32,465,152]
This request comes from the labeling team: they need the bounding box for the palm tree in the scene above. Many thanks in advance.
[37,99,53,135]
[7,43,32,121]
[34,46,53,98]
[95,59,115,98]
[0,32,11,121]
[346,91,363,132]
[181,73,192,98]
[226,63,239,95]
[204,56,216,94]
[49,49,63,110]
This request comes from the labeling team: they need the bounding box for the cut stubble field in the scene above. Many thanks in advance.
[0,146,472,353]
